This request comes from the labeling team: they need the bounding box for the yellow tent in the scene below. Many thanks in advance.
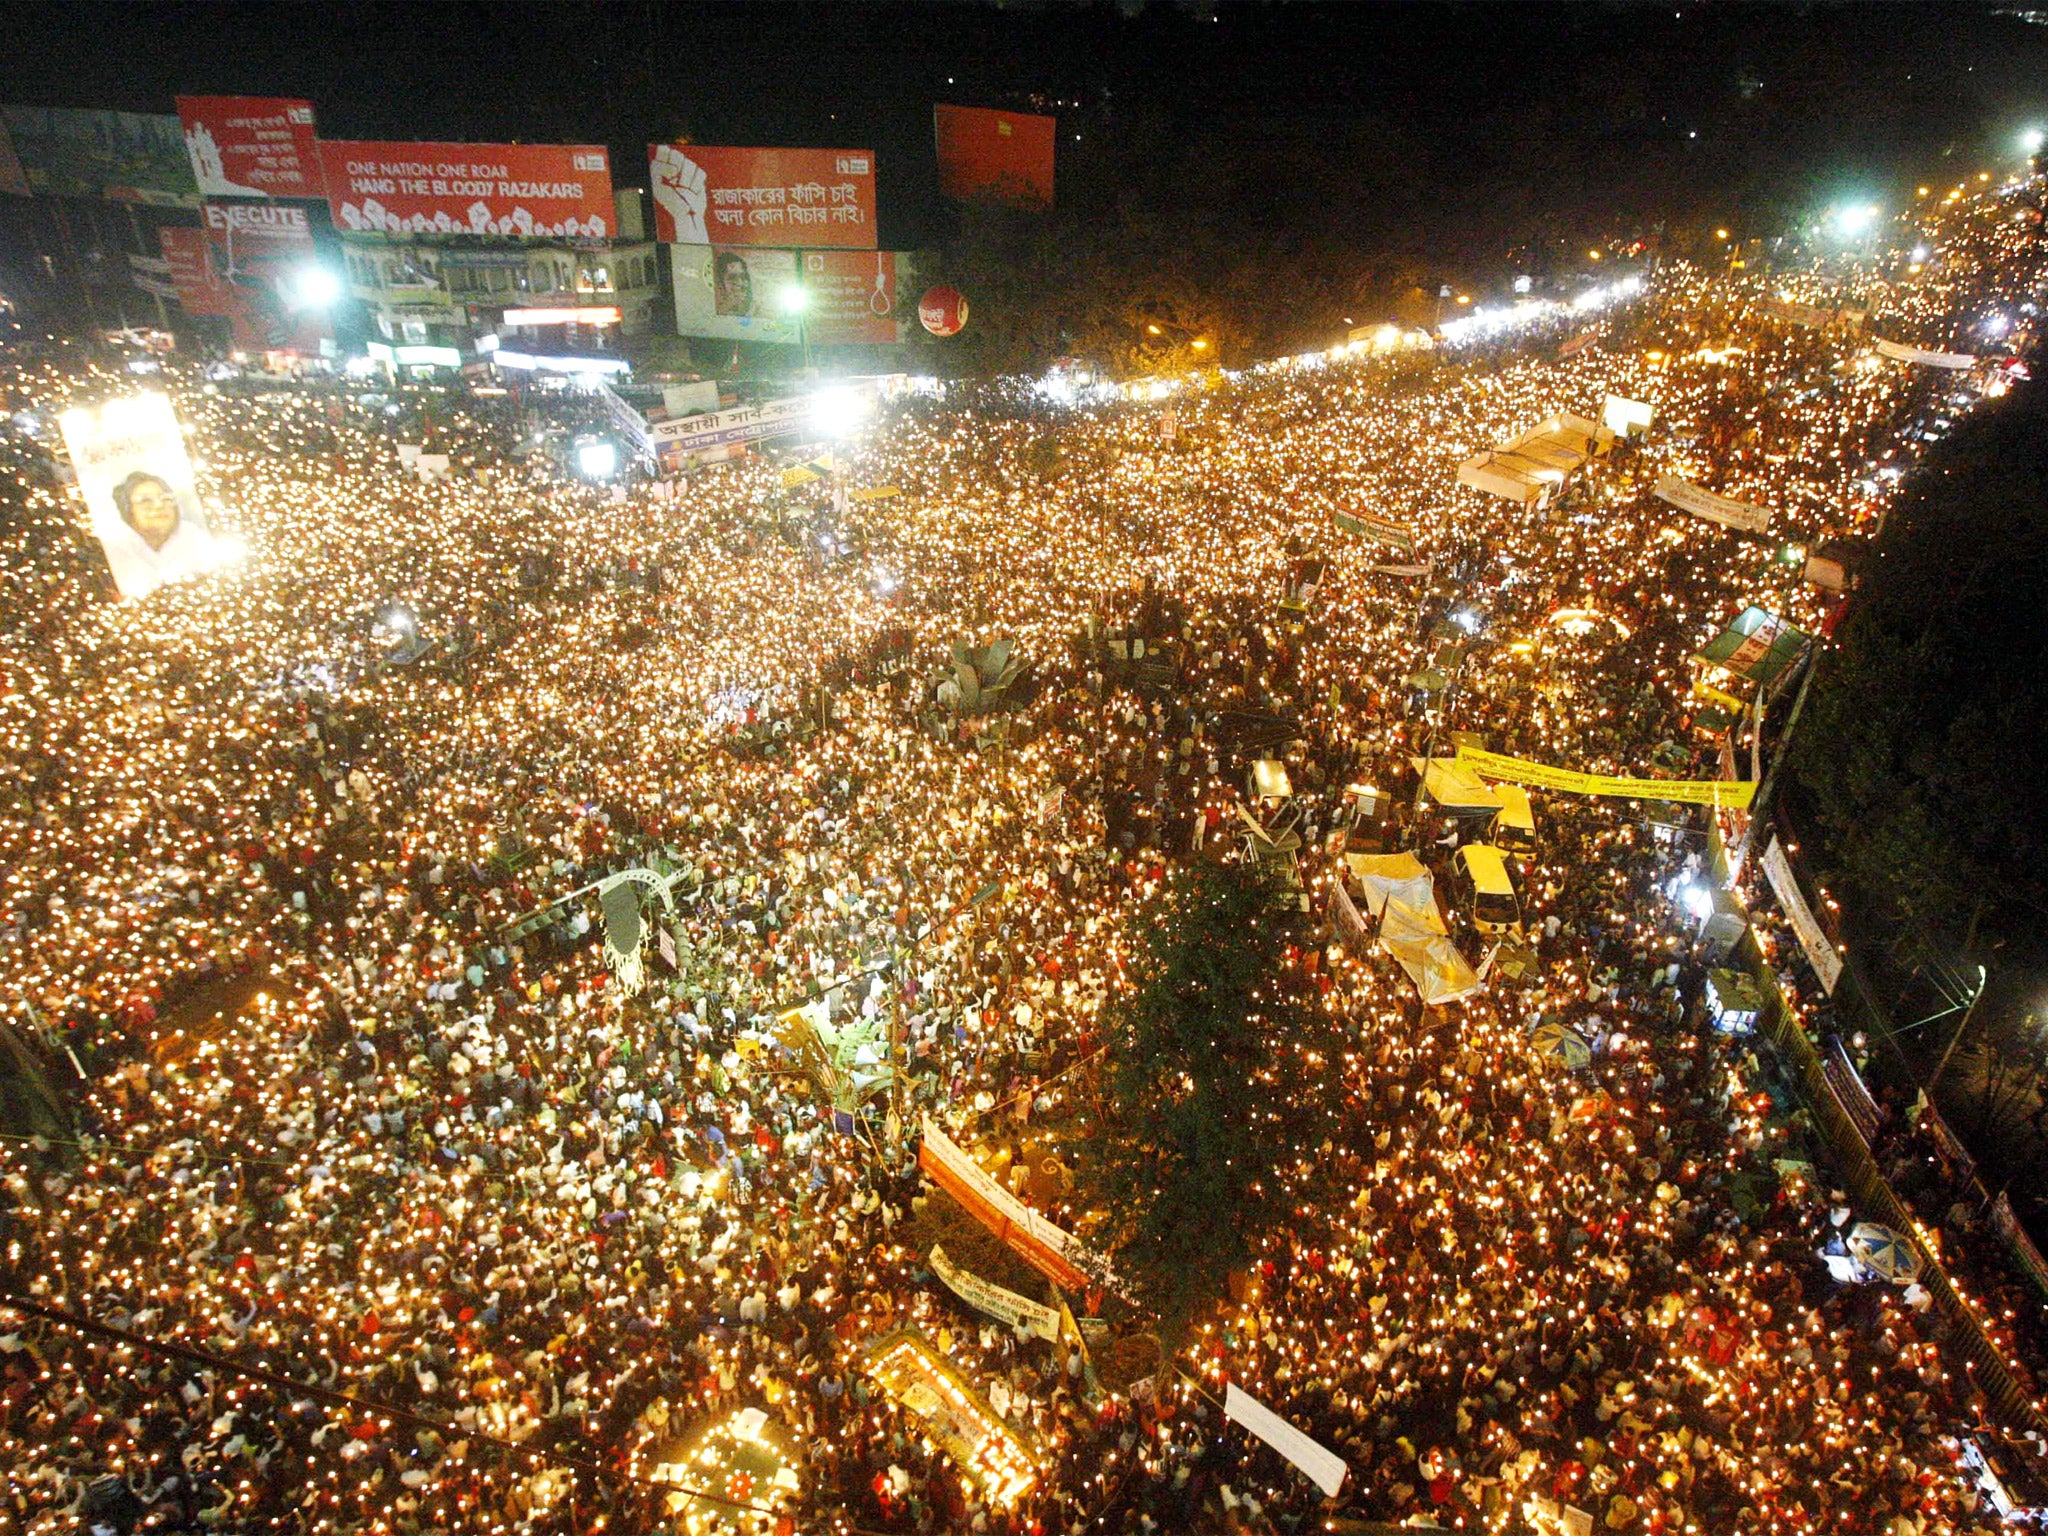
[1343,850,1435,916]
[1380,897,1483,1005]
[1410,756,1504,814]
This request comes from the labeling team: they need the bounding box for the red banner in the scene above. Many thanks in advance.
[934,104,1055,208]
[176,96,323,200]
[320,141,614,238]
[159,227,223,316]
[918,1118,1089,1292]
[162,208,324,353]
[648,144,876,249]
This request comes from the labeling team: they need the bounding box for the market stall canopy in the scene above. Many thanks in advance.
[1456,414,1611,505]
[1693,607,1809,688]
[1344,850,1435,916]
[1380,897,1482,1005]
[1410,756,1504,815]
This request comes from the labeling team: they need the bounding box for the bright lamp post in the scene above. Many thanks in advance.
[780,282,812,373]
[292,265,343,310]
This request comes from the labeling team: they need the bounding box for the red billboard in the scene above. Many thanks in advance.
[801,249,910,344]
[159,227,222,315]
[649,144,877,249]
[934,104,1055,208]
[162,206,325,353]
[319,141,614,238]
[176,96,323,199]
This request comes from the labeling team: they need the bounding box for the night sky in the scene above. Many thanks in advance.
[5,3,2048,259]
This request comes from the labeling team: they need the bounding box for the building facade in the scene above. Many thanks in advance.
[338,187,660,357]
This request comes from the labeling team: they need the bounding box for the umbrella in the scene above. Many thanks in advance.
[1846,1221,1923,1284]
[1531,1020,1593,1070]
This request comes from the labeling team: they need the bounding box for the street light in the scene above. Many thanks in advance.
[779,282,812,373]
[1929,965,1991,1093]
[291,264,343,309]
[575,438,618,481]
[2021,126,2045,156]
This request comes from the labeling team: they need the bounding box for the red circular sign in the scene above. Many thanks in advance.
[919,285,969,337]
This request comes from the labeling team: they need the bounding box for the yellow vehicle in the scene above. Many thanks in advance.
[1453,843,1522,934]
[1492,783,1537,852]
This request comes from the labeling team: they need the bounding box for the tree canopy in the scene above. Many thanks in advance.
[1790,374,2048,973]
[1082,858,1344,1343]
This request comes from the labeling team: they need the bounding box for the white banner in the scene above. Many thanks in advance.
[1761,835,1842,994]
[1875,338,1977,370]
[1330,879,1371,956]
[650,396,810,453]
[930,1245,1060,1340]
[1653,475,1772,534]
[1224,1381,1348,1497]
[1602,394,1654,437]
[59,393,230,601]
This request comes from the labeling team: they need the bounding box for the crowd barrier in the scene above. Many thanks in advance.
[1710,828,2048,1438]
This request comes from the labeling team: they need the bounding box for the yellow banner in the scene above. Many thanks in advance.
[779,454,835,489]
[850,485,902,502]
[1455,746,1756,808]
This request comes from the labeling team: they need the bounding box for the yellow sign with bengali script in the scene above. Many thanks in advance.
[1455,746,1756,809]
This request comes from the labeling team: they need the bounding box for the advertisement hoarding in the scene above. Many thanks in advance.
[800,249,926,344]
[58,394,228,601]
[671,244,800,343]
[158,227,221,314]
[160,207,326,354]
[934,104,1056,208]
[0,105,198,205]
[673,245,927,345]
[319,141,614,237]
[649,144,876,248]
[176,96,324,199]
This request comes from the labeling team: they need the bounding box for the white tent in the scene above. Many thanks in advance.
[1457,414,1612,505]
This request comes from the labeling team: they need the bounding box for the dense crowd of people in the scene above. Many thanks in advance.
[0,173,2042,1536]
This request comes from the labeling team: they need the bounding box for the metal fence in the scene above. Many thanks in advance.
[1732,920,2048,1436]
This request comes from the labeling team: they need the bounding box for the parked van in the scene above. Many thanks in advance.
[1492,784,1536,852]
[1453,843,1522,934]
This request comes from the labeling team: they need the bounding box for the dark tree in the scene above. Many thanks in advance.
[1083,858,1343,1343]
[1790,373,2048,971]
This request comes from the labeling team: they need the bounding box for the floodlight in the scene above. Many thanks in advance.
[293,266,344,308]
[810,386,872,439]
[576,440,619,480]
